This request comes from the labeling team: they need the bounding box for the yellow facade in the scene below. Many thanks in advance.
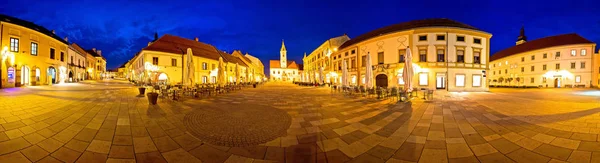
[303,35,350,83]
[0,19,69,88]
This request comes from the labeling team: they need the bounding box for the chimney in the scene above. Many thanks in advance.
[52,30,55,34]
[154,32,158,41]
[97,50,102,56]
[64,37,68,42]
[195,37,199,42]
[92,48,96,52]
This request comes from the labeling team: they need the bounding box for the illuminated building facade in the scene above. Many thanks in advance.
[302,35,350,83]
[126,34,255,84]
[489,31,597,88]
[270,40,301,81]
[0,14,69,88]
[332,18,492,92]
[67,43,88,82]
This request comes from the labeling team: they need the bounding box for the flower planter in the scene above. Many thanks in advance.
[147,92,158,105]
[253,84,257,88]
[138,87,146,96]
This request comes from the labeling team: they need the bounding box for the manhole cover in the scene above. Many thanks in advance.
[183,103,291,147]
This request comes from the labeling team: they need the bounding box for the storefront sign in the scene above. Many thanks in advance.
[7,67,15,83]
[553,75,562,77]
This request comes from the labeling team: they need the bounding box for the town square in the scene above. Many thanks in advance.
[1,0,600,162]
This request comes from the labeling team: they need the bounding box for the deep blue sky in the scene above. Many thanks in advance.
[2,0,599,70]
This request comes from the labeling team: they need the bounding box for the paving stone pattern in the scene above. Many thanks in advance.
[0,80,600,163]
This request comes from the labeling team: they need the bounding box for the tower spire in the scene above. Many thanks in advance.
[516,25,527,45]
[281,39,287,51]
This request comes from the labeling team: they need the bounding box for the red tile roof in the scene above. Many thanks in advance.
[339,18,485,49]
[143,34,222,60]
[270,60,299,69]
[71,43,87,56]
[490,33,594,61]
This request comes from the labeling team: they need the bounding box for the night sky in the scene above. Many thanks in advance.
[2,0,599,71]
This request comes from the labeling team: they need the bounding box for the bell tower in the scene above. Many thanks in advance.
[280,40,287,68]
[516,26,527,45]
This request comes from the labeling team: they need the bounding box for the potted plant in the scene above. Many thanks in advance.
[253,82,257,88]
[147,87,159,105]
[137,83,146,97]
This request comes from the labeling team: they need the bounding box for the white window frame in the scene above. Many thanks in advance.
[581,49,587,56]
[472,75,481,87]
[455,74,465,87]
[419,73,428,86]
[575,75,581,83]
[571,49,576,56]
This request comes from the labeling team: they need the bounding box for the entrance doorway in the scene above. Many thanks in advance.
[436,73,446,89]
[376,74,388,88]
[21,66,30,85]
[554,78,561,88]
[48,67,57,84]
[69,71,73,82]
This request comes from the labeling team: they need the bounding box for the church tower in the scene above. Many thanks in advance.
[280,40,287,68]
[516,26,527,45]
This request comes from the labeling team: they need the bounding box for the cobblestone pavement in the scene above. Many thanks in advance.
[1,80,600,163]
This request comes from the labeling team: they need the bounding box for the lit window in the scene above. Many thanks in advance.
[472,75,481,87]
[10,38,19,52]
[419,73,428,86]
[575,75,581,83]
[455,74,465,87]
[202,76,207,83]
[31,42,38,56]
[581,49,587,56]
[398,73,404,85]
[571,49,576,56]
[202,62,208,70]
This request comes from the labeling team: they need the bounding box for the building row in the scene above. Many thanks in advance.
[0,14,107,88]
[297,18,599,91]
[120,34,266,85]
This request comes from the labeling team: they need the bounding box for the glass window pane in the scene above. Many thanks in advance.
[419,73,428,86]
[456,74,465,87]
[473,75,481,87]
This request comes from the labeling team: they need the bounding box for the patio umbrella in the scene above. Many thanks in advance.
[186,48,195,86]
[403,47,414,93]
[218,57,225,85]
[342,61,348,87]
[365,52,373,89]
[319,66,324,84]
[235,63,240,83]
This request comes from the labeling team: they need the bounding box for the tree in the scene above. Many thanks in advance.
[498,77,504,85]
[507,77,514,86]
